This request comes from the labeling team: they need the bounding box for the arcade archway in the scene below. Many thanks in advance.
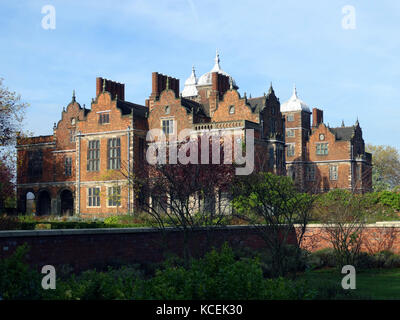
[26,191,35,215]
[37,190,51,216]
[60,189,74,216]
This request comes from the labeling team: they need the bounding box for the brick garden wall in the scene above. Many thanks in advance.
[1,224,399,273]
[0,226,273,272]
[301,224,400,255]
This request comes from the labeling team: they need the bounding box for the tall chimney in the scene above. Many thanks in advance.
[96,77,125,100]
[312,108,323,128]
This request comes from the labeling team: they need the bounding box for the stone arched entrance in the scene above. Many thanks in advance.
[26,191,35,215]
[60,189,74,216]
[37,190,51,216]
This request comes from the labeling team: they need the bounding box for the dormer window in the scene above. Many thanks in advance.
[229,105,235,114]
[162,119,174,135]
[99,113,110,124]
[70,129,76,142]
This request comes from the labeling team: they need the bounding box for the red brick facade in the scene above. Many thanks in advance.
[283,106,372,193]
[16,55,371,216]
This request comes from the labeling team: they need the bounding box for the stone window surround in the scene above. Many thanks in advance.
[107,186,121,207]
[87,186,101,208]
[161,117,175,135]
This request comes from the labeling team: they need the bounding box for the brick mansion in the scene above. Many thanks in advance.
[16,52,372,216]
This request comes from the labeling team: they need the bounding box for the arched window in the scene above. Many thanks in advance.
[165,106,170,115]
[229,105,235,114]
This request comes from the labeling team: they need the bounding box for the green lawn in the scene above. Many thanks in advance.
[300,268,400,300]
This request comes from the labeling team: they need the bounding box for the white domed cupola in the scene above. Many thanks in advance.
[182,66,199,98]
[197,50,237,88]
[280,85,310,112]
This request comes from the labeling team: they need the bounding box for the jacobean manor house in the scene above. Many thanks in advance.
[16,53,372,216]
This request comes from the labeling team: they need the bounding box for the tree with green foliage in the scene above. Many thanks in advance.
[0,156,14,212]
[0,79,29,212]
[366,144,400,191]
[232,172,314,278]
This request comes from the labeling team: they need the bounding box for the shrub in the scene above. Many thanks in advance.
[138,243,266,300]
[35,223,51,230]
[383,253,400,268]
[0,215,20,230]
[356,250,400,269]
[0,243,372,300]
[43,266,143,300]
[263,277,317,300]
[307,278,369,300]
[307,248,337,269]
[0,244,42,300]
[312,191,400,223]
[104,216,120,225]
[377,191,400,211]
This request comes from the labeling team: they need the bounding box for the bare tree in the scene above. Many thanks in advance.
[121,136,235,265]
[317,190,366,267]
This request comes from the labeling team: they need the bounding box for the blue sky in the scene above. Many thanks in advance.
[1,0,399,149]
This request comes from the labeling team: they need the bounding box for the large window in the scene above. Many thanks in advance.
[65,157,72,176]
[306,165,316,181]
[162,119,174,135]
[99,113,110,124]
[329,165,338,181]
[107,138,121,170]
[87,140,100,171]
[287,144,295,157]
[88,187,100,207]
[316,143,328,155]
[108,186,121,207]
[28,150,43,178]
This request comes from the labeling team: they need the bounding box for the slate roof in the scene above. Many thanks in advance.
[247,97,266,113]
[330,126,355,141]
[116,100,148,118]
[181,98,207,117]
[83,108,91,116]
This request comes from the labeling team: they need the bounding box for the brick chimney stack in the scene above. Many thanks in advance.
[312,108,324,128]
[151,72,180,99]
[211,72,230,99]
[96,77,125,100]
